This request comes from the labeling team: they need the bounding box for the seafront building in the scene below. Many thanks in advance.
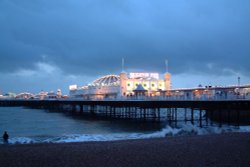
[69,60,171,99]
[69,73,250,100]
[69,61,250,100]
[70,59,164,99]
[69,71,172,100]
[170,85,250,100]
[0,89,64,100]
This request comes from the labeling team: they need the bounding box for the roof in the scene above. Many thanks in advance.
[133,84,147,92]
[92,74,120,86]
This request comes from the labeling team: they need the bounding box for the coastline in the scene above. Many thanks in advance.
[0,132,249,167]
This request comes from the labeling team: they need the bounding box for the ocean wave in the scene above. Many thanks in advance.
[2,125,250,144]
[8,137,35,144]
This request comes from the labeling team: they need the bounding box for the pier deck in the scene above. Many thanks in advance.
[0,99,250,109]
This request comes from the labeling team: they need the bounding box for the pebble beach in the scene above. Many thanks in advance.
[0,132,249,167]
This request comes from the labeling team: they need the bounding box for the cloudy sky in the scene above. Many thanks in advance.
[0,0,250,94]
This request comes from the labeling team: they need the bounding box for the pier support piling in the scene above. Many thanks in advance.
[191,108,194,125]
[199,109,202,127]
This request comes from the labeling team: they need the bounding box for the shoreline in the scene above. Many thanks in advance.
[0,132,250,167]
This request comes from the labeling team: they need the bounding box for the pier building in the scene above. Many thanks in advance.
[68,60,250,100]
[69,71,172,100]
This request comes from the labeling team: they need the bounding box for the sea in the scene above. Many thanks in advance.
[0,107,250,144]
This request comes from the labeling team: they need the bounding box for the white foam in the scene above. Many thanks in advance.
[46,124,250,143]
[239,126,250,132]
[2,125,250,144]
[8,137,35,144]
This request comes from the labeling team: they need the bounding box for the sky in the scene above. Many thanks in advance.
[0,0,250,95]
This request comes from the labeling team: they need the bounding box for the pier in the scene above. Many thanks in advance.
[0,99,250,126]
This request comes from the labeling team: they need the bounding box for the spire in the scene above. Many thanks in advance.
[121,58,125,73]
[165,59,168,73]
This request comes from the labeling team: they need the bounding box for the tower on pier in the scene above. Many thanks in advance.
[120,58,128,96]
[164,60,171,90]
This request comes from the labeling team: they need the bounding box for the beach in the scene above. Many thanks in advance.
[0,133,249,167]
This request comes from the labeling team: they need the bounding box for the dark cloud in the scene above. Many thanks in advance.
[0,0,250,92]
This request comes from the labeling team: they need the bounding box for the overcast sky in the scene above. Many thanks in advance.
[0,0,250,94]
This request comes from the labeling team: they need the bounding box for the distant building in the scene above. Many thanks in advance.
[15,92,34,99]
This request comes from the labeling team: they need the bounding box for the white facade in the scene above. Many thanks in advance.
[69,72,171,99]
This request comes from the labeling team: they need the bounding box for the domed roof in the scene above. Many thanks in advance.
[92,74,120,86]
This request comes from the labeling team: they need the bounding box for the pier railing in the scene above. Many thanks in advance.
[93,94,250,101]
